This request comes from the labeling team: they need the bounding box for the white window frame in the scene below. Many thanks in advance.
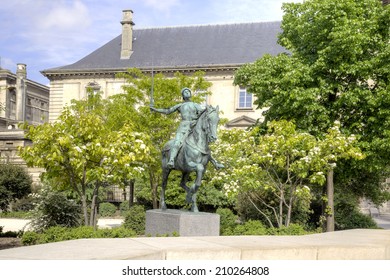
[237,87,253,109]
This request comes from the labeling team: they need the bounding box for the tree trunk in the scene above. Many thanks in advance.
[286,185,296,227]
[286,202,292,227]
[90,184,99,228]
[129,179,135,208]
[326,169,335,232]
[81,194,89,226]
[279,189,284,227]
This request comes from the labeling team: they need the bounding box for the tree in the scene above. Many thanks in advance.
[210,120,363,228]
[234,0,390,230]
[19,93,151,226]
[0,164,32,211]
[107,69,212,209]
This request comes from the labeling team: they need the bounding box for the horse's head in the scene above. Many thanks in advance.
[205,105,220,143]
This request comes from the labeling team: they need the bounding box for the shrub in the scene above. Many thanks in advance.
[0,164,32,211]
[96,227,136,238]
[216,208,238,236]
[335,209,378,230]
[21,231,41,246]
[0,229,20,238]
[233,220,267,235]
[123,205,145,235]
[332,191,380,230]
[267,224,308,235]
[335,198,378,230]
[119,201,130,215]
[98,202,117,217]
[40,226,71,243]
[11,195,36,212]
[21,226,136,245]
[29,188,82,232]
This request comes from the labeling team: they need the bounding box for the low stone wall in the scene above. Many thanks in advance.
[0,229,389,260]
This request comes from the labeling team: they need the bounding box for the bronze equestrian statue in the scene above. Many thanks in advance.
[150,88,223,212]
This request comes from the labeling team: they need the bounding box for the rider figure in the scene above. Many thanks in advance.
[150,87,224,170]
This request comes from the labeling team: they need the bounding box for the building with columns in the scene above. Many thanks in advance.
[0,64,49,182]
[41,10,286,128]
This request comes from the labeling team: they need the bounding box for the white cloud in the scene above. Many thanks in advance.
[0,0,304,84]
[37,1,91,31]
[210,0,303,23]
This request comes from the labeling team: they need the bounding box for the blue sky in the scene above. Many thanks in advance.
[0,0,302,85]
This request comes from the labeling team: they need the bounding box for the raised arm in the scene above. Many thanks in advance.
[150,103,181,115]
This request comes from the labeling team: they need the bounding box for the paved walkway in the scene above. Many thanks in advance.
[0,229,389,260]
[1,216,390,260]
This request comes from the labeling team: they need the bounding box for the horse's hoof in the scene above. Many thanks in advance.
[191,203,199,212]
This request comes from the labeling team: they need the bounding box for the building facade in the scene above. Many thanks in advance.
[41,10,286,128]
[0,64,49,182]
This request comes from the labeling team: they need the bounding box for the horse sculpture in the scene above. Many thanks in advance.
[160,105,220,212]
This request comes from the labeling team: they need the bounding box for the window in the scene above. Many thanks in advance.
[9,91,16,119]
[238,87,252,109]
[86,82,101,98]
[26,98,32,120]
[25,96,48,123]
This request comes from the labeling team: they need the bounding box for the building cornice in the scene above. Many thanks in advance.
[1,68,49,90]
[41,64,243,80]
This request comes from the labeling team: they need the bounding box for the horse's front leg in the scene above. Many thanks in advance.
[192,163,205,193]
[179,172,193,204]
[160,167,171,210]
[191,193,199,212]
[190,163,206,212]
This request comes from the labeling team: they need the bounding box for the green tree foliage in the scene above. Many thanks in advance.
[211,120,363,228]
[109,69,212,209]
[19,92,152,226]
[0,164,32,211]
[234,0,390,227]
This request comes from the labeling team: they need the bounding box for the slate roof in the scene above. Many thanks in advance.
[42,21,285,74]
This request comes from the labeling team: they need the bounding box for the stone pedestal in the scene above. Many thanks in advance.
[145,209,220,237]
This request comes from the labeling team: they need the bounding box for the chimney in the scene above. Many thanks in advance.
[16,63,27,122]
[121,9,135,59]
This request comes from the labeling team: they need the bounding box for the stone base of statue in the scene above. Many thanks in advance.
[145,209,220,237]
